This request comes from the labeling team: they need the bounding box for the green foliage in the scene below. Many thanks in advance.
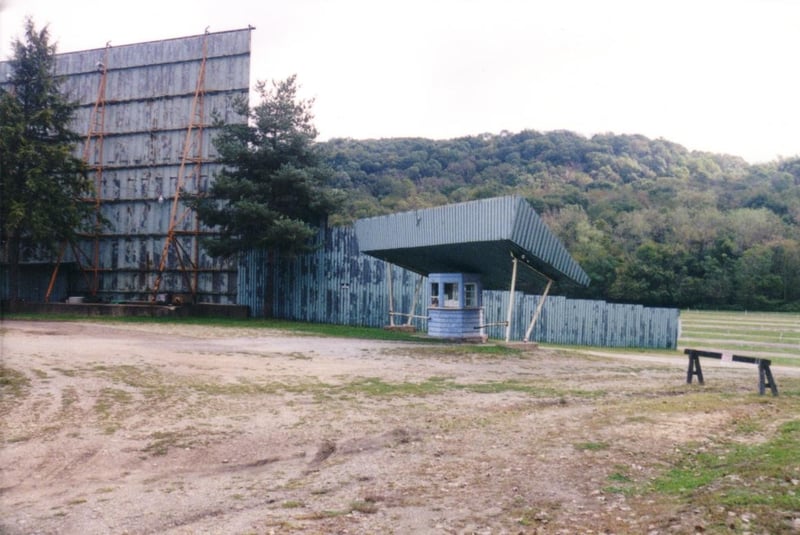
[320,131,800,310]
[192,75,341,258]
[0,19,94,299]
[651,420,800,531]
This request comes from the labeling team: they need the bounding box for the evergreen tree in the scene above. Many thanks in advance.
[193,75,340,258]
[0,19,92,301]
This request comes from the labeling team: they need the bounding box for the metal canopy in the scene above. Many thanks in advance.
[354,196,590,292]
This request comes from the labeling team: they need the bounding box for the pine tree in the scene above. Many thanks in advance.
[192,75,340,258]
[0,18,93,301]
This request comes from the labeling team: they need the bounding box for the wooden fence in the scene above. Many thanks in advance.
[238,226,679,348]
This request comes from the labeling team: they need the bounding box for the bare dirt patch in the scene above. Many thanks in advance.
[1,320,799,534]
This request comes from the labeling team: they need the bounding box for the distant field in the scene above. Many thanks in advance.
[679,310,800,366]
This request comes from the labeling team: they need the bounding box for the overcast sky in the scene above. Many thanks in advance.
[1,0,799,163]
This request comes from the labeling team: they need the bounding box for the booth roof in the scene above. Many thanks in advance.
[353,196,590,292]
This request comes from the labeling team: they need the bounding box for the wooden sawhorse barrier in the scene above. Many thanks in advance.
[684,348,778,396]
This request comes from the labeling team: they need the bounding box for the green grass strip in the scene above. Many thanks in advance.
[652,419,800,514]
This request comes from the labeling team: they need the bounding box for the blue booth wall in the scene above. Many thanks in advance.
[428,273,485,341]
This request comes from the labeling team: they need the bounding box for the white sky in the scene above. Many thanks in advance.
[1,0,799,163]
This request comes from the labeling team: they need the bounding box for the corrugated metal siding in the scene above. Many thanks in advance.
[0,29,250,303]
[354,196,590,287]
[509,196,590,285]
[239,226,679,348]
[355,196,513,251]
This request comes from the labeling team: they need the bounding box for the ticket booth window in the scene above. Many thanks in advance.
[430,282,439,306]
[444,282,459,307]
[465,283,478,307]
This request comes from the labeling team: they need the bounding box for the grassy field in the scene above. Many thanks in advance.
[679,310,800,367]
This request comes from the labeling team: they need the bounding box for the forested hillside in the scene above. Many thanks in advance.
[319,130,800,311]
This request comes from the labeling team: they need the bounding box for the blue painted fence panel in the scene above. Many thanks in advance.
[238,226,679,348]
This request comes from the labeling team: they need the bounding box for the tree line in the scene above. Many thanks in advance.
[319,132,800,311]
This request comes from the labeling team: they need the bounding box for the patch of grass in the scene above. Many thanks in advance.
[608,471,632,483]
[94,387,134,433]
[60,386,79,411]
[303,509,348,519]
[142,429,200,456]
[189,379,287,396]
[52,367,78,377]
[94,365,177,401]
[98,363,327,401]
[31,369,49,379]
[5,314,462,350]
[574,441,609,451]
[626,391,737,415]
[342,376,587,399]
[419,344,525,357]
[604,469,636,495]
[95,365,158,388]
[512,505,557,527]
[650,419,800,532]
[734,419,762,435]
[4,313,434,342]
[350,500,379,514]
[0,365,30,400]
[95,388,133,414]
[457,380,587,397]
[282,500,305,508]
[344,376,451,396]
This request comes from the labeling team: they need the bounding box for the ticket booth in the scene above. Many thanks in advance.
[427,273,486,341]
[355,196,591,343]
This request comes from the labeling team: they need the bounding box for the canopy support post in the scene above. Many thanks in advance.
[504,255,519,342]
[407,274,424,326]
[386,262,395,327]
[523,277,553,342]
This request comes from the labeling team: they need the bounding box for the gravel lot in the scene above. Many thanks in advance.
[1,319,798,534]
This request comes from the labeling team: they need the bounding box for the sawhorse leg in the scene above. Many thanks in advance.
[687,353,704,384]
[759,361,779,396]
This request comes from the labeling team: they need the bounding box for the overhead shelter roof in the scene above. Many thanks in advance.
[354,196,590,292]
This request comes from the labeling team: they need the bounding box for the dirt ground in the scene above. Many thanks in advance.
[1,320,799,535]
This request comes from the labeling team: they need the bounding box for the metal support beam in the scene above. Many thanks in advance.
[407,274,425,326]
[386,262,395,327]
[85,44,110,297]
[44,243,68,303]
[504,255,519,342]
[46,43,110,300]
[523,277,553,342]
[152,30,208,301]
